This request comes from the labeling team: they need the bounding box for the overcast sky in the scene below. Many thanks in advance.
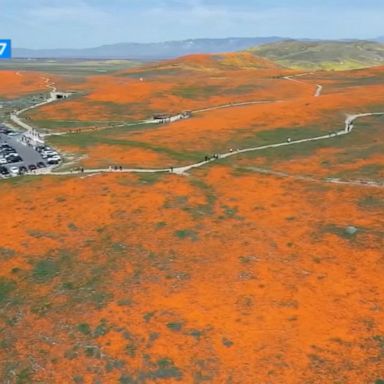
[2,0,384,48]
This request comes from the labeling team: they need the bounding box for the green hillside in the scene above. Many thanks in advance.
[249,40,384,70]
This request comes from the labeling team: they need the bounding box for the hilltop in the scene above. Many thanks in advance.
[119,52,282,77]
[250,40,384,70]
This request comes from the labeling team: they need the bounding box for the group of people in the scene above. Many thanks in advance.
[204,153,220,162]
[20,132,42,147]
[109,165,123,171]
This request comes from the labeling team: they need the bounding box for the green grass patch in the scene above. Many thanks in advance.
[48,130,205,165]
[77,323,91,335]
[175,229,198,241]
[32,259,59,283]
[359,196,384,209]
[0,59,141,76]
[172,85,221,99]
[137,172,165,185]
[167,322,183,332]
[0,277,16,303]
[0,247,16,259]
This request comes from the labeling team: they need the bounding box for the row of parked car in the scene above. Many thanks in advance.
[35,145,61,165]
[0,143,23,164]
[0,162,47,177]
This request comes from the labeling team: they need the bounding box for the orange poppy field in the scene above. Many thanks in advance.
[0,53,383,383]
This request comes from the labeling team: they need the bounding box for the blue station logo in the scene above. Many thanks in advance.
[0,40,12,59]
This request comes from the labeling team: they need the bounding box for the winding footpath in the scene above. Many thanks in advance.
[40,112,384,190]
[10,75,59,144]
[7,71,384,189]
[284,73,323,97]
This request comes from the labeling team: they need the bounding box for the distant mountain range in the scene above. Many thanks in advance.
[13,37,285,60]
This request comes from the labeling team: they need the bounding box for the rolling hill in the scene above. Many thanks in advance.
[249,40,384,70]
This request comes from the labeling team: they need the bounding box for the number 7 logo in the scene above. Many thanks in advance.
[0,40,11,59]
[0,43,7,55]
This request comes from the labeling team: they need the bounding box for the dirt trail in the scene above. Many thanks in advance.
[10,75,59,142]
[31,113,384,189]
[284,73,323,97]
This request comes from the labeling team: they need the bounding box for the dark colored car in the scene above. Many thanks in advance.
[2,149,14,154]
[19,166,28,174]
[37,162,46,168]
[7,156,22,163]
[28,164,37,171]
[0,166,9,175]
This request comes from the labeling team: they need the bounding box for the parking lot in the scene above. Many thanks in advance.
[0,124,61,177]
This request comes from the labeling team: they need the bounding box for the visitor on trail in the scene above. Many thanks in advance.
[205,155,209,162]
[81,168,84,173]
[229,148,233,152]
[119,166,123,171]
[170,167,174,173]
[287,138,292,143]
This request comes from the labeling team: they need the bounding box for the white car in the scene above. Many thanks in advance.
[49,155,61,162]
[0,158,7,164]
[9,166,19,176]
[42,151,58,157]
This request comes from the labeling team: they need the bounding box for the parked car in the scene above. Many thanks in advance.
[47,158,60,165]
[19,166,28,174]
[0,166,9,175]
[28,164,37,171]
[6,155,22,163]
[37,162,46,168]
[0,158,7,164]
[2,149,15,155]
[43,151,58,157]
[9,166,19,176]
[48,155,61,162]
